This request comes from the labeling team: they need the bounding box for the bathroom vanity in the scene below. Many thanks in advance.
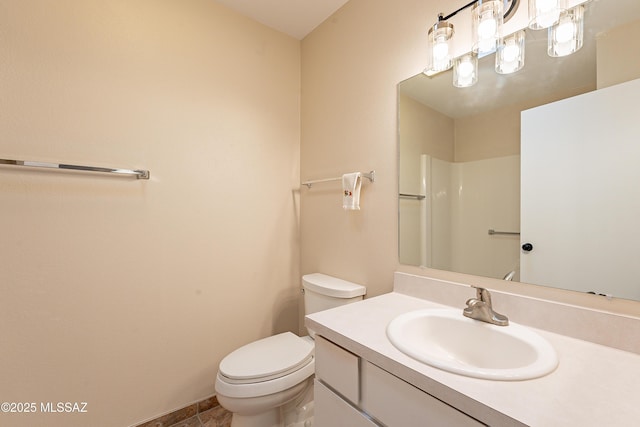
[306,273,640,426]
[314,334,484,426]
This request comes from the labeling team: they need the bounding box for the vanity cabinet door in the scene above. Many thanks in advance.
[314,380,380,427]
[361,361,485,427]
[314,335,360,404]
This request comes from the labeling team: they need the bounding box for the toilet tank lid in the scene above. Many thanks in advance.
[302,273,366,298]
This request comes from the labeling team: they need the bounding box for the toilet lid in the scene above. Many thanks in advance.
[219,332,314,383]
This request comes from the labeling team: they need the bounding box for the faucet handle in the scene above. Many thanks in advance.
[471,286,491,304]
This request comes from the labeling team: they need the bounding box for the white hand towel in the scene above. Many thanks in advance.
[342,172,362,210]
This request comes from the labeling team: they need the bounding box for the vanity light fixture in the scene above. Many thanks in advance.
[496,30,526,74]
[453,53,479,87]
[425,18,455,76]
[472,0,504,55]
[529,0,565,30]
[425,0,588,88]
[424,0,520,81]
[548,4,584,57]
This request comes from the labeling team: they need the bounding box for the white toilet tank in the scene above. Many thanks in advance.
[302,273,366,337]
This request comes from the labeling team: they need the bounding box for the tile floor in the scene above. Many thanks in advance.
[135,396,231,427]
[167,404,231,427]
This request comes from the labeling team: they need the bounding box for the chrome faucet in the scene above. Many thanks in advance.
[503,270,516,281]
[463,287,509,326]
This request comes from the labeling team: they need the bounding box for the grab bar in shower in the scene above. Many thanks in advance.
[399,193,426,200]
[488,229,520,236]
[0,158,150,180]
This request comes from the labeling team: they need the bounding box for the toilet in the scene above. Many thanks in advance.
[215,273,366,427]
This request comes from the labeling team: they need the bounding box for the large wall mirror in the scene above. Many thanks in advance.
[399,0,640,301]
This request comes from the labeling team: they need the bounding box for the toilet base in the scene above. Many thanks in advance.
[230,411,280,427]
[220,377,314,427]
[282,380,313,427]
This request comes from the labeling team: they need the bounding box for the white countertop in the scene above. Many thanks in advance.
[306,292,640,427]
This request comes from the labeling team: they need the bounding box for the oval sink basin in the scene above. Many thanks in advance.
[387,309,558,381]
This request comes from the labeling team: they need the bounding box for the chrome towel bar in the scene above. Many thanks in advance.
[302,170,375,188]
[0,158,150,180]
[399,193,426,200]
[488,229,520,236]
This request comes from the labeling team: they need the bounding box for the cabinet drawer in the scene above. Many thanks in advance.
[361,361,485,427]
[314,380,379,427]
[314,335,360,404]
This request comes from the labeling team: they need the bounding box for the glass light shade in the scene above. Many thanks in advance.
[453,53,479,88]
[529,0,565,30]
[426,21,455,74]
[496,30,526,74]
[472,0,504,55]
[548,5,584,57]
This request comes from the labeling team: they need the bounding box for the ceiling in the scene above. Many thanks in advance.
[215,0,350,39]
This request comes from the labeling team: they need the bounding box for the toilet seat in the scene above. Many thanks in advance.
[219,332,313,383]
[215,332,315,398]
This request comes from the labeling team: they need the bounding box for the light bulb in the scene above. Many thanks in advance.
[530,0,564,29]
[500,58,517,74]
[458,61,474,78]
[496,30,525,74]
[548,5,584,57]
[477,16,497,53]
[472,1,503,54]
[427,20,454,74]
[555,20,574,43]
[453,53,478,88]
[433,37,449,61]
[503,42,520,63]
[478,15,497,39]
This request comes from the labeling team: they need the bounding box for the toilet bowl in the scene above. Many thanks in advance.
[215,274,366,427]
[215,332,315,427]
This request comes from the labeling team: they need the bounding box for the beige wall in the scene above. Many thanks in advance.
[597,19,640,89]
[0,1,300,426]
[399,93,454,168]
[454,105,521,162]
[300,0,440,302]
